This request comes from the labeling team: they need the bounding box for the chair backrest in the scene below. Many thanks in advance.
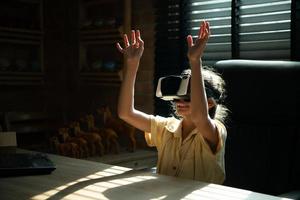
[215,59,300,123]
[214,59,300,195]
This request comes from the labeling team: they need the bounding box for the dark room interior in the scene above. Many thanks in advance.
[0,0,300,199]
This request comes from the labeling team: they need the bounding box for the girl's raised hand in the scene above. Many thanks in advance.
[187,21,210,62]
[116,30,144,64]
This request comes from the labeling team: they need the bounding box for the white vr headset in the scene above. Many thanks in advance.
[156,73,222,102]
[156,74,191,101]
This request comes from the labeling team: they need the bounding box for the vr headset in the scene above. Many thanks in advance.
[156,73,222,101]
[156,74,191,101]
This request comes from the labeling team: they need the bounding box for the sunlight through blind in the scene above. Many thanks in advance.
[186,0,232,66]
[239,0,291,60]
[186,0,291,63]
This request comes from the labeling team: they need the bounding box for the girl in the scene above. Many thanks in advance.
[116,21,228,184]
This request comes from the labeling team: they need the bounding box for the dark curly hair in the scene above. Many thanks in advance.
[170,66,228,124]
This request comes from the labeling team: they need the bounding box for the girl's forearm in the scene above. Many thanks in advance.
[117,60,139,119]
[190,59,209,120]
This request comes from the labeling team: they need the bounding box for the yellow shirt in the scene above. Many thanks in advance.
[145,115,227,184]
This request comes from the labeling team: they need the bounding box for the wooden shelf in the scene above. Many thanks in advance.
[0,38,41,45]
[80,27,121,34]
[80,40,121,45]
[0,27,43,34]
[78,0,130,86]
[0,72,44,85]
[83,0,119,6]
[79,71,122,86]
[0,27,43,43]
[15,0,41,4]
[0,0,44,85]
[80,30,121,42]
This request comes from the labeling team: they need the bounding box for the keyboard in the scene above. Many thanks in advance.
[0,153,56,177]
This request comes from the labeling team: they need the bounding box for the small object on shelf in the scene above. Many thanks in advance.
[0,58,10,71]
[91,60,103,71]
[49,136,80,158]
[82,19,93,29]
[15,59,28,71]
[83,114,120,154]
[102,60,117,71]
[97,105,137,152]
[105,18,117,27]
[30,60,40,72]
[93,18,104,27]
[57,127,90,158]
[69,121,104,156]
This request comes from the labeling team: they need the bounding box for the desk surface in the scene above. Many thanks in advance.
[0,151,291,200]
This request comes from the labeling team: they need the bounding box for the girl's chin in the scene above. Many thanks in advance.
[177,108,190,115]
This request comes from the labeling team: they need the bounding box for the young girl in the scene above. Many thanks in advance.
[116,21,228,184]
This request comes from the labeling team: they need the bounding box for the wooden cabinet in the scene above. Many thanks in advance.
[0,0,44,85]
[78,0,131,86]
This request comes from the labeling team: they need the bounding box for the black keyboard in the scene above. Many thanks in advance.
[0,153,56,177]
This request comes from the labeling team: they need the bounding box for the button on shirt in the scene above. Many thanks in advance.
[145,115,227,184]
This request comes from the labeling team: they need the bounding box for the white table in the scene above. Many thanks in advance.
[0,151,292,200]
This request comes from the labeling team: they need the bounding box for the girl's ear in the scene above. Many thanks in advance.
[207,98,216,109]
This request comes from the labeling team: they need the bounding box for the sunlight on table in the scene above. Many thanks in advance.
[30,165,292,200]
[30,166,157,200]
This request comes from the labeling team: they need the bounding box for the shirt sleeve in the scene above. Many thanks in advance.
[144,115,169,149]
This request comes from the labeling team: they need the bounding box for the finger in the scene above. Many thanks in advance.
[135,30,140,48]
[204,27,210,39]
[187,35,193,48]
[206,21,210,34]
[199,21,205,39]
[137,30,144,47]
[204,29,209,39]
[124,34,129,48]
[198,22,203,38]
[116,43,124,53]
[203,21,210,39]
[131,30,136,45]
[201,21,207,38]
[136,29,141,39]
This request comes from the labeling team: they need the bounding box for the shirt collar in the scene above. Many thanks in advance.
[165,117,199,138]
[165,117,182,137]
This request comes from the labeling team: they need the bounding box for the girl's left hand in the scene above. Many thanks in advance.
[116,30,144,64]
[187,21,210,62]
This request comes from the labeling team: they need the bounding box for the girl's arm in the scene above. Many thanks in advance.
[117,30,151,133]
[187,21,219,148]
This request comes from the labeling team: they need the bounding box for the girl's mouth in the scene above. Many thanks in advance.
[176,102,190,110]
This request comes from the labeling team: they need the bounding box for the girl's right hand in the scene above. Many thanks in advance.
[116,30,144,65]
[187,21,210,63]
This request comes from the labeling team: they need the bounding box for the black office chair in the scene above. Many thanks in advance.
[215,59,300,196]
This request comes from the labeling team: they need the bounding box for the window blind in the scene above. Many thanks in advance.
[186,0,232,66]
[185,0,291,62]
[154,0,185,116]
[239,0,291,60]
[155,0,184,77]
